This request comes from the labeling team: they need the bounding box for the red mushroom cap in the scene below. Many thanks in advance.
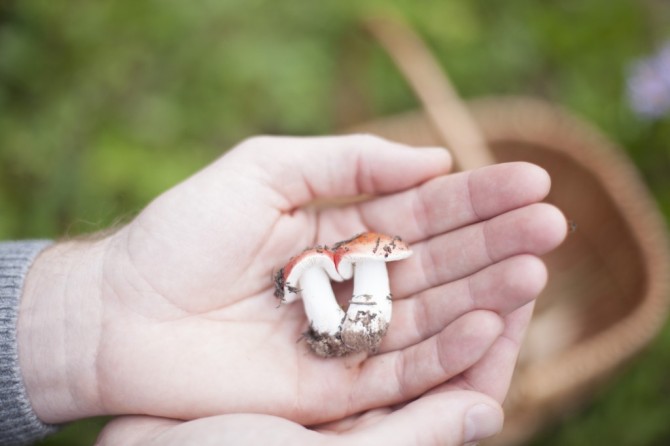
[273,246,342,302]
[332,232,411,279]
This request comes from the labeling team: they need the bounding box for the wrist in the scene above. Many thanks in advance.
[18,238,109,423]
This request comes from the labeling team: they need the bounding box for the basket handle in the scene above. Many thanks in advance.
[363,16,495,171]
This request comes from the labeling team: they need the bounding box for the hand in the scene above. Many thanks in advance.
[19,135,566,426]
[96,390,504,446]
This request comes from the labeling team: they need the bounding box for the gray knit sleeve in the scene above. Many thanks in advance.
[0,241,59,446]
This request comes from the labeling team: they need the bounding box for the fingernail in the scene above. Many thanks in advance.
[464,403,503,443]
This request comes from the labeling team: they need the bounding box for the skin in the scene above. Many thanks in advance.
[95,391,505,446]
[17,134,566,444]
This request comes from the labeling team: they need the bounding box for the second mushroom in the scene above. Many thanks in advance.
[274,232,412,357]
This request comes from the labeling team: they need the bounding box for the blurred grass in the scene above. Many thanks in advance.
[2,0,670,444]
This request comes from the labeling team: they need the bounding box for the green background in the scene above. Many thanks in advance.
[1,0,669,444]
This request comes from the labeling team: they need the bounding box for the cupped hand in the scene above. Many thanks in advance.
[96,390,504,446]
[20,135,566,425]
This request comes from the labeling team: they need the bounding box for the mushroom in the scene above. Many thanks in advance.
[273,233,412,357]
[332,233,412,353]
[273,247,350,357]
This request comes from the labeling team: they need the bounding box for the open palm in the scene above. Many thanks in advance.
[94,135,565,425]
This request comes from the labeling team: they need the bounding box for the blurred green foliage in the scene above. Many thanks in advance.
[2,0,670,445]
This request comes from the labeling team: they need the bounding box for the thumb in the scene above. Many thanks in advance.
[349,391,504,446]
[229,134,452,208]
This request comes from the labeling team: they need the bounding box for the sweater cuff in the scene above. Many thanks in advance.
[0,241,59,445]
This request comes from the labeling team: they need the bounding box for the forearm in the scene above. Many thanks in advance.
[17,239,108,424]
[0,241,58,445]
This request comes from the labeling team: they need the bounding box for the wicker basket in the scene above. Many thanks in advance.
[349,18,670,445]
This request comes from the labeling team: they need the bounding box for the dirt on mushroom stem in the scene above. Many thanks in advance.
[305,325,351,357]
[341,310,389,354]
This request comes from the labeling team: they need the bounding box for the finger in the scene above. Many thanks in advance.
[319,162,551,244]
[434,302,535,403]
[343,391,503,446]
[315,407,393,434]
[349,310,503,412]
[390,202,567,299]
[381,255,546,352]
[230,134,452,209]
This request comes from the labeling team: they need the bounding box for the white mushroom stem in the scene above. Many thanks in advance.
[299,267,346,335]
[342,260,392,351]
[349,260,392,315]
